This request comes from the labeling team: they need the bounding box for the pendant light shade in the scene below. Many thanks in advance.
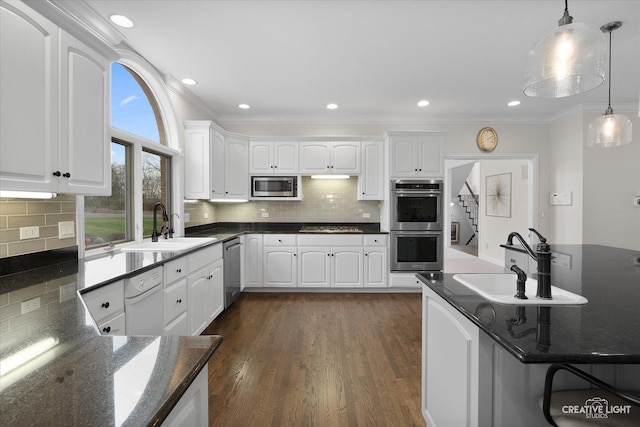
[524,1,606,98]
[586,21,632,148]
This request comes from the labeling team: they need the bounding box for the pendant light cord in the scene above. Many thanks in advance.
[607,30,613,110]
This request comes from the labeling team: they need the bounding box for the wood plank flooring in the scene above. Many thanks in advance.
[202,292,424,427]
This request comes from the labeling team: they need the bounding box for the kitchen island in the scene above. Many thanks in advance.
[418,244,640,426]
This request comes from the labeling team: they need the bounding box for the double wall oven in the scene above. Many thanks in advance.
[390,179,443,272]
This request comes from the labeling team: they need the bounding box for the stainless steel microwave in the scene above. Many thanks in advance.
[251,176,298,197]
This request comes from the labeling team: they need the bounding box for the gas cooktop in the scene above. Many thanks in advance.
[298,225,363,233]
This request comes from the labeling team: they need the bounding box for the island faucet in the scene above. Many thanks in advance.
[506,228,552,299]
[151,201,169,242]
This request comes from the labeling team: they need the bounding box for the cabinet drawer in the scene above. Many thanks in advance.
[97,311,125,336]
[298,235,363,246]
[164,312,188,336]
[188,244,222,272]
[164,257,187,285]
[164,279,187,324]
[263,234,297,246]
[364,234,387,246]
[82,280,125,324]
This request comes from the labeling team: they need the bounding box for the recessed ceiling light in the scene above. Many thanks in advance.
[417,100,430,107]
[110,14,134,28]
[326,103,338,110]
[238,104,250,109]
[181,78,197,85]
[507,100,521,107]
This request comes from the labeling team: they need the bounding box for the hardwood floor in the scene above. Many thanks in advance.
[202,292,425,427]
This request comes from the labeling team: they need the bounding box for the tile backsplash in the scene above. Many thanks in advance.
[215,176,380,223]
[0,195,77,259]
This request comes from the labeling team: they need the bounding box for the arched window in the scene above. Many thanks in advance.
[84,62,175,248]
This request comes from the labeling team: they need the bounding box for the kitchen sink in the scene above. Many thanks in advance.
[121,237,217,252]
[452,274,588,306]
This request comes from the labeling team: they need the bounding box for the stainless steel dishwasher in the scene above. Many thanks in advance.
[223,237,242,308]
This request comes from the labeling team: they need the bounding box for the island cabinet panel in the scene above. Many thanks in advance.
[161,365,208,427]
[244,234,263,287]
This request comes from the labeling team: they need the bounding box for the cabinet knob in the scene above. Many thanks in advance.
[177,299,182,304]
[101,302,110,309]
[418,168,422,172]
[103,326,111,333]
[53,171,61,177]
[278,239,282,242]
[414,168,418,171]
[365,253,368,256]
[63,172,71,178]
[225,191,229,194]
[293,253,297,257]
[374,239,378,242]
[330,165,334,169]
[274,165,278,168]
[270,165,274,168]
[176,268,182,273]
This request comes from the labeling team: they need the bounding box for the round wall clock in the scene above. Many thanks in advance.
[477,127,498,152]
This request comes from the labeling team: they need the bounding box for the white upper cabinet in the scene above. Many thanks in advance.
[249,140,298,174]
[357,140,384,200]
[184,121,249,200]
[0,2,110,195]
[299,141,360,174]
[389,132,446,178]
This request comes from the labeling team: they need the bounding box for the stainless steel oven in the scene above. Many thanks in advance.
[390,179,443,231]
[390,231,443,272]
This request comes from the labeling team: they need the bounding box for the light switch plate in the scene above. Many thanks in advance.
[550,192,572,206]
[58,221,75,239]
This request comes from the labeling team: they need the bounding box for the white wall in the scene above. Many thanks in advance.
[549,113,584,244]
[582,110,640,250]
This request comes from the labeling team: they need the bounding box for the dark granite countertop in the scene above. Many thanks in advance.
[0,261,221,426]
[417,244,640,364]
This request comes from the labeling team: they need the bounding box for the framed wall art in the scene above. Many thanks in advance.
[451,222,460,243]
[485,173,511,218]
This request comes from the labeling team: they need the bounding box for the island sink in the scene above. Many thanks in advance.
[452,273,588,306]
[121,237,217,252]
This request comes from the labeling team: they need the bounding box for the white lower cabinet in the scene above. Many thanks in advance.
[297,246,365,288]
[161,365,208,427]
[263,246,298,287]
[187,255,223,336]
[331,248,363,288]
[364,247,387,288]
[244,234,263,288]
[82,280,126,335]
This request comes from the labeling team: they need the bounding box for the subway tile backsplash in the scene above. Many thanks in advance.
[0,195,77,259]
[215,176,380,223]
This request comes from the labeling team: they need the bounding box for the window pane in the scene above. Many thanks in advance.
[111,63,161,143]
[142,151,171,238]
[85,142,129,247]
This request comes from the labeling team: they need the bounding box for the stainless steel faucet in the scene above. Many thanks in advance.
[151,202,169,242]
[506,228,552,299]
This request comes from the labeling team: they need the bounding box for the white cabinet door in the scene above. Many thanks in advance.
[249,141,273,174]
[273,141,298,173]
[210,130,225,199]
[224,135,249,199]
[331,247,363,288]
[184,122,213,199]
[298,247,331,288]
[331,141,360,174]
[390,136,418,177]
[163,311,188,335]
[358,140,384,200]
[58,31,110,195]
[161,366,208,427]
[364,247,387,288]
[244,234,263,287]
[0,1,58,193]
[417,134,445,177]
[263,247,297,287]
[209,258,224,323]
[299,141,331,173]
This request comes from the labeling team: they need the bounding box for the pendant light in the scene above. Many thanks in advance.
[524,0,606,98]
[587,22,632,148]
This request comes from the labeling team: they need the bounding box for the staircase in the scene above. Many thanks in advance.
[458,181,478,245]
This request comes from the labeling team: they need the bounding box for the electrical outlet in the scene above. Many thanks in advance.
[19,226,39,240]
[261,212,269,218]
[21,297,41,314]
[59,283,76,302]
[204,212,208,219]
[184,212,190,223]
[362,213,371,218]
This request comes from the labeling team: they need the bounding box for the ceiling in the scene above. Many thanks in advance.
[83,0,640,123]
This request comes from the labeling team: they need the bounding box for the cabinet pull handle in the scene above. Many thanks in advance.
[101,302,110,309]
[103,326,111,333]
[63,172,71,178]
[53,171,61,177]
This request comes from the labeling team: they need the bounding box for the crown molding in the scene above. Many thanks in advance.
[163,75,220,121]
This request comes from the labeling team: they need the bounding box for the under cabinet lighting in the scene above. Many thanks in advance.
[326,103,338,110]
[238,104,250,109]
[507,100,521,107]
[181,78,197,85]
[0,191,57,199]
[310,175,350,180]
[417,100,430,107]
[209,199,248,203]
